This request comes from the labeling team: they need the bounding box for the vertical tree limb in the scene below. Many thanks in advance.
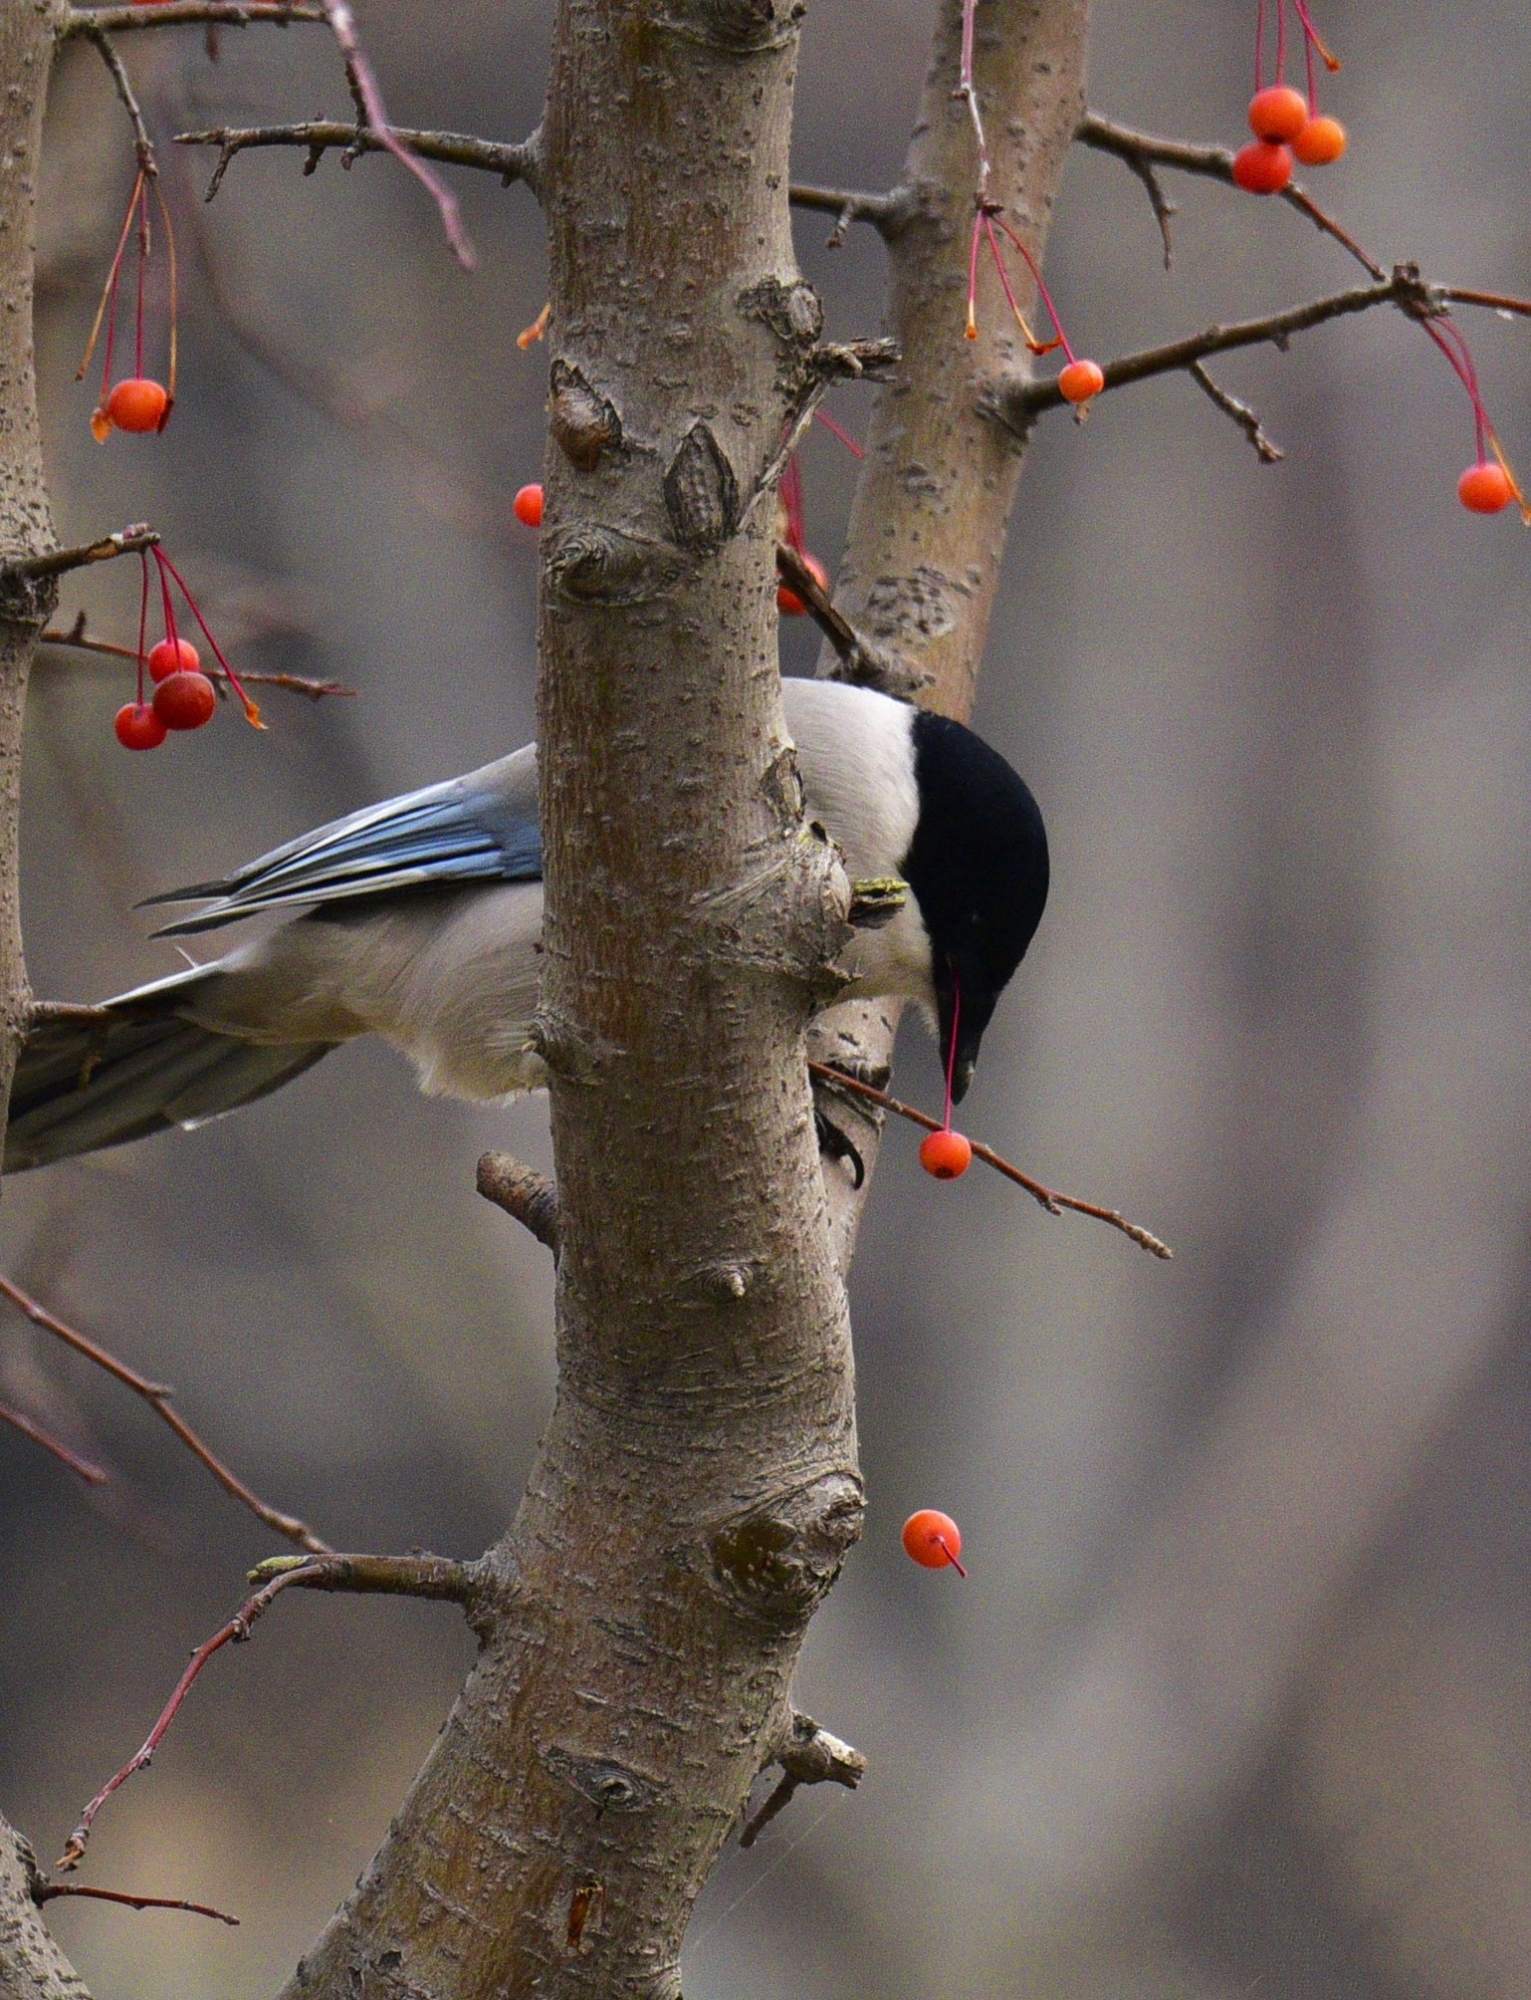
[279,0,866,1992]
[812,0,1090,1256]
[0,0,63,1169]
[0,1818,87,2000]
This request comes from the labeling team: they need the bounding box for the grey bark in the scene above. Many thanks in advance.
[0,1823,85,2000]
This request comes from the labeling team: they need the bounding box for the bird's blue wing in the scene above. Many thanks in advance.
[145,745,542,936]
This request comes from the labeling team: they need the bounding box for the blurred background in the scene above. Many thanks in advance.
[3,1,1530,1994]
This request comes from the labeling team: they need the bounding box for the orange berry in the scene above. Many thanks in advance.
[1058,358,1105,405]
[115,702,167,751]
[919,1128,972,1180]
[152,670,217,731]
[147,637,200,684]
[777,552,829,616]
[1232,141,1294,195]
[89,406,112,443]
[513,483,544,527]
[1292,115,1346,165]
[1458,461,1514,514]
[104,377,169,434]
[1247,85,1309,144]
[902,1510,966,1573]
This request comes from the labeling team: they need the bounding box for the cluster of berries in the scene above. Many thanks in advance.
[1233,84,1346,196]
[113,548,262,754]
[1233,0,1344,196]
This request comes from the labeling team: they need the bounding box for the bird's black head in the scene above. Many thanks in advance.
[899,709,1049,1103]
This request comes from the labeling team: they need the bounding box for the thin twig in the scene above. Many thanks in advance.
[994,268,1433,429]
[78,24,156,176]
[1,525,157,586]
[57,1564,314,1869]
[1189,360,1284,462]
[35,1883,238,1925]
[0,1399,107,1484]
[1440,285,1531,318]
[313,0,475,267]
[177,120,539,202]
[61,3,326,35]
[807,1061,1172,1259]
[0,1273,330,1552]
[775,544,928,700]
[38,618,354,701]
[739,1712,864,1849]
[1076,111,1384,279]
[58,1552,483,1869]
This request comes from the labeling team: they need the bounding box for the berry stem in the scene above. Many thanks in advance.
[1255,0,1265,91]
[135,551,149,708]
[934,1535,967,1577]
[812,408,864,458]
[965,210,983,340]
[990,212,1077,363]
[133,179,148,379]
[152,549,264,727]
[1276,0,1287,83]
[943,965,961,1133]
[79,170,143,391]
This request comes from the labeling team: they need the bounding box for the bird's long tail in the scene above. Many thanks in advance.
[5,970,334,1173]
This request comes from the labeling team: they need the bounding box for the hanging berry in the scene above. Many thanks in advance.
[1232,142,1294,195]
[902,1510,967,1575]
[513,483,544,527]
[1292,115,1346,165]
[1248,0,1344,176]
[114,703,167,751]
[920,964,974,1181]
[80,171,177,440]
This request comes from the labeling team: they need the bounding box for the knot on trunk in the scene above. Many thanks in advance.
[549,359,623,470]
[694,821,853,1003]
[710,1472,863,1625]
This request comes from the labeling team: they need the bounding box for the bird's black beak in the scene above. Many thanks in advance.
[936,961,995,1106]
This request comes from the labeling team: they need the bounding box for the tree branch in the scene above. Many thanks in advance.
[787,181,917,246]
[476,1151,560,1256]
[0,1818,87,1998]
[75,24,156,176]
[1188,359,1284,463]
[37,616,354,700]
[0,1398,107,1485]
[33,1884,238,1926]
[776,542,929,698]
[739,1710,866,1848]
[0,525,155,593]
[0,1270,331,1552]
[990,266,1437,431]
[1077,109,1385,278]
[61,3,326,30]
[175,119,541,202]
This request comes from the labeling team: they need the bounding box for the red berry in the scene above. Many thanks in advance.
[1058,358,1105,405]
[147,637,200,684]
[919,1128,972,1180]
[1231,141,1294,195]
[902,1510,966,1574]
[513,483,544,527]
[1292,115,1346,166]
[1247,85,1309,144]
[114,702,167,751]
[777,553,829,616]
[104,377,169,434]
[1458,461,1514,514]
[153,670,217,731]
